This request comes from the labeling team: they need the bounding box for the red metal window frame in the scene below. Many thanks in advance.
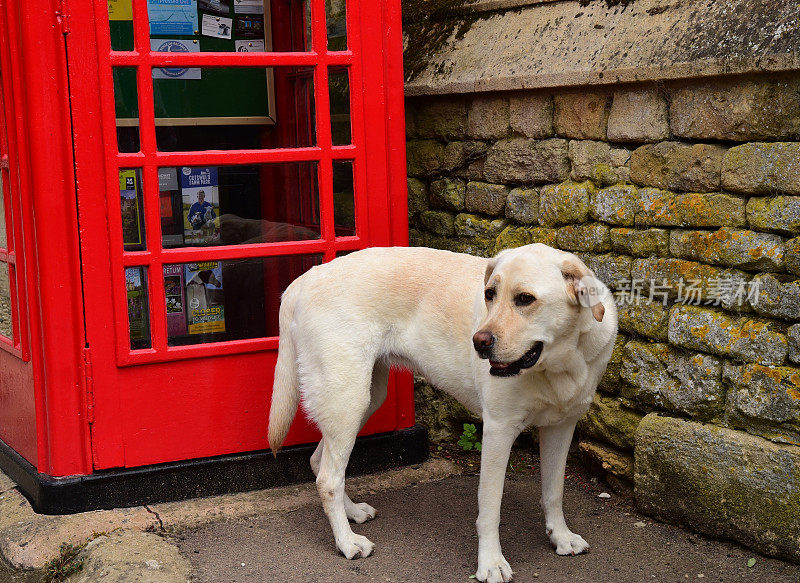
[0,1,30,361]
[93,0,372,366]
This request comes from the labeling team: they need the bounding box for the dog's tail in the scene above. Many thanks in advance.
[267,282,302,456]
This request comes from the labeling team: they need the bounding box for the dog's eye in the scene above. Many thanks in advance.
[484,288,496,302]
[515,293,535,306]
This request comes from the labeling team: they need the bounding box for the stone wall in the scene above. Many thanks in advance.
[405,72,800,561]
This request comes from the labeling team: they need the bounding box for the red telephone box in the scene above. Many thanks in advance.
[0,0,424,513]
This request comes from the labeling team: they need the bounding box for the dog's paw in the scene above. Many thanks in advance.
[475,555,513,583]
[346,501,377,524]
[549,529,589,556]
[336,533,375,560]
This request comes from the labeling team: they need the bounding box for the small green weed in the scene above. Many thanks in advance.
[457,423,482,452]
[40,542,85,583]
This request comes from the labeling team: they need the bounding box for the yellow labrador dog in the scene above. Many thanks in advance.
[268,243,617,582]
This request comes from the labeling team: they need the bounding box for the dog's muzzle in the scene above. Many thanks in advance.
[487,341,544,377]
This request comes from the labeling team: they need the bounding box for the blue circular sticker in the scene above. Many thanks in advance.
[156,40,190,78]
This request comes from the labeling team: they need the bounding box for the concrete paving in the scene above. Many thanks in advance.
[0,454,799,582]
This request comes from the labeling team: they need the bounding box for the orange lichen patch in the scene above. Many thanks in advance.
[788,372,800,388]
[759,366,783,384]
[787,388,800,401]
[690,324,710,339]
[748,247,765,259]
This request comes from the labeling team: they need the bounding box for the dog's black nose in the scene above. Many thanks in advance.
[472,330,495,354]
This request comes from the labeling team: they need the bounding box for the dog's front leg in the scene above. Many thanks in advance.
[538,418,589,555]
[475,419,519,583]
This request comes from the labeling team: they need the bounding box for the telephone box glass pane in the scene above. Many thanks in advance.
[113,67,140,153]
[147,66,314,152]
[333,160,354,236]
[165,253,322,345]
[160,162,320,248]
[0,264,10,339]
[126,267,152,350]
[107,0,135,51]
[0,170,7,249]
[329,67,351,146]
[326,0,346,51]
[119,168,147,251]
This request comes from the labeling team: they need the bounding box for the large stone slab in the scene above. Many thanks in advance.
[630,143,727,193]
[576,393,644,452]
[722,143,800,196]
[635,414,800,562]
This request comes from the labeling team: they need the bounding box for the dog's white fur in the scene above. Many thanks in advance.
[268,244,618,582]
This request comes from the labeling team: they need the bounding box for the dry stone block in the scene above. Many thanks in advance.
[747,196,800,236]
[415,378,480,443]
[538,181,593,226]
[429,178,466,211]
[723,363,800,445]
[635,414,800,562]
[635,189,746,228]
[554,91,612,140]
[578,440,634,481]
[484,138,569,185]
[468,95,510,140]
[556,223,610,253]
[621,342,725,419]
[789,324,800,364]
[576,393,644,451]
[668,305,787,366]
[582,254,632,290]
[630,142,726,193]
[670,77,800,141]
[722,143,800,195]
[407,178,428,216]
[406,140,445,177]
[617,300,670,340]
[599,334,628,395]
[749,274,800,321]
[785,237,800,277]
[669,228,784,272]
[414,98,466,140]
[504,187,539,225]
[454,214,508,238]
[494,225,557,252]
[592,184,637,226]
[419,210,455,236]
[509,93,554,138]
[465,182,509,216]
[569,140,631,186]
[611,228,670,257]
[607,88,669,143]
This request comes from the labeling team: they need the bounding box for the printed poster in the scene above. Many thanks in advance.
[147,0,198,36]
[125,267,150,348]
[201,13,233,39]
[158,167,184,247]
[181,166,220,246]
[107,0,133,21]
[233,0,264,14]
[234,39,265,52]
[151,38,201,80]
[164,264,188,337]
[185,261,226,335]
[119,169,144,249]
[234,14,264,39]
[198,0,230,15]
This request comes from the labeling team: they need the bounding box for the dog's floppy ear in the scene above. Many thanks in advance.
[484,258,497,286]
[561,259,605,322]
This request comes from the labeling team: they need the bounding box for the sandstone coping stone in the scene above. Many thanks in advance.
[467,95,510,140]
[617,300,670,341]
[607,87,669,143]
[429,178,466,211]
[554,91,611,140]
[578,439,634,481]
[504,187,539,224]
[790,324,800,365]
[494,225,557,252]
[454,213,508,238]
[669,77,800,141]
[749,274,800,321]
[568,140,631,187]
[669,228,785,272]
[419,210,456,236]
[668,305,788,366]
[406,140,445,177]
[747,196,800,236]
[465,181,510,215]
[556,223,610,253]
[634,189,746,228]
[413,98,467,140]
[722,143,800,196]
[630,142,726,193]
[621,341,725,419]
[509,93,553,138]
[591,184,637,226]
[582,253,632,291]
[610,228,670,257]
[723,362,800,446]
[598,334,627,395]
[483,138,570,184]
[538,181,593,226]
[407,178,428,216]
[635,414,800,563]
[576,393,644,452]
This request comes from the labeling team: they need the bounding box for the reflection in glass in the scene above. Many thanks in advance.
[161,162,320,248]
[0,170,7,249]
[125,267,152,350]
[113,67,140,153]
[119,168,146,250]
[107,0,134,51]
[326,0,347,51]
[329,67,351,146]
[333,161,355,236]
[0,264,10,339]
[166,254,322,345]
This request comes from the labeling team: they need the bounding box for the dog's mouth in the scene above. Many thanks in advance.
[489,342,544,377]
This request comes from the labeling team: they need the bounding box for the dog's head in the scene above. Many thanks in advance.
[472,244,609,377]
